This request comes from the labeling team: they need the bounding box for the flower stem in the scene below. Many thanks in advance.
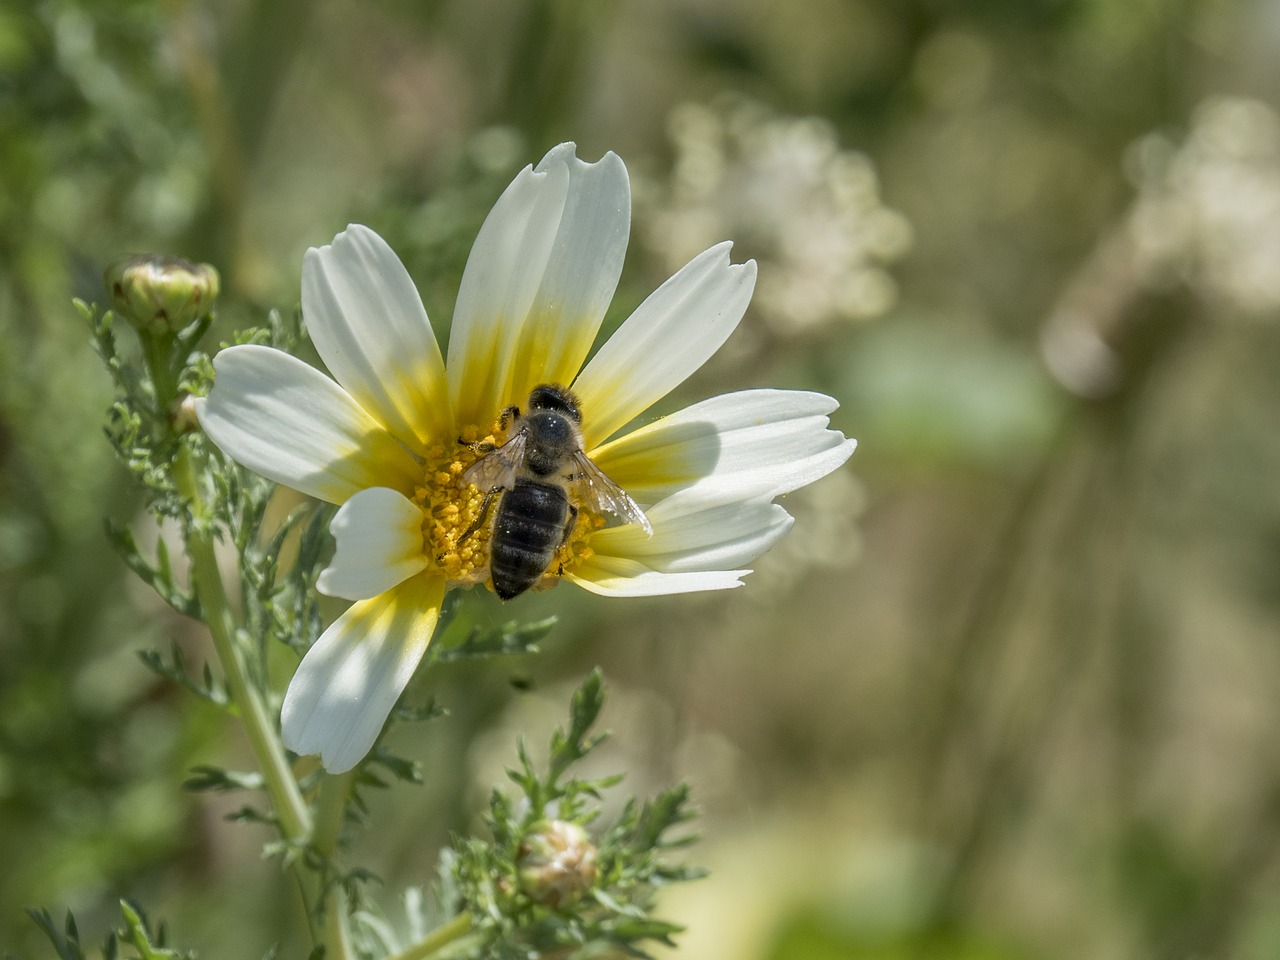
[173,448,311,841]
[324,888,356,960]
[174,445,365,960]
[141,331,179,416]
[387,913,477,960]
[313,771,357,960]
[312,770,353,855]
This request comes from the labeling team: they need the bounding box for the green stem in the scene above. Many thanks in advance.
[175,445,364,960]
[387,913,477,960]
[177,447,360,958]
[174,446,312,837]
[312,770,354,856]
[314,771,357,960]
[142,331,179,415]
[324,888,356,960]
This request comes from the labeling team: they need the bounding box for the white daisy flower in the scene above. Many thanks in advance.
[196,143,856,773]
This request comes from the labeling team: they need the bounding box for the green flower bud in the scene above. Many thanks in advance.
[105,254,220,335]
[516,819,599,909]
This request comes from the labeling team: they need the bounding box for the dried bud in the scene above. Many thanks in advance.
[516,819,599,909]
[105,254,220,335]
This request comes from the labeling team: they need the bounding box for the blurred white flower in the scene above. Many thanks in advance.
[1130,96,1280,318]
[1043,97,1280,396]
[642,97,912,336]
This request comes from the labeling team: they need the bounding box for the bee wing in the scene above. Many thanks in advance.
[572,451,653,536]
[462,432,528,491]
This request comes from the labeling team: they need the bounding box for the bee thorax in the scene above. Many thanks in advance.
[522,409,581,477]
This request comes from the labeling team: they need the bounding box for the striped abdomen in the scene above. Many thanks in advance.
[490,477,571,600]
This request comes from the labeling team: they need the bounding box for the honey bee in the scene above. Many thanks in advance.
[462,384,652,600]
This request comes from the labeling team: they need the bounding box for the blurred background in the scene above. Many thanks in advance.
[4,0,1280,956]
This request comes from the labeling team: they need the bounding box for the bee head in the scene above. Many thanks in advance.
[528,384,581,423]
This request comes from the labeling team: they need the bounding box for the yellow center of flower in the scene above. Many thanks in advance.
[411,422,601,593]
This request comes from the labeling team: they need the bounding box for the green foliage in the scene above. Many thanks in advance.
[23,909,87,960]
[81,298,212,519]
[105,522,198,619]
[137,645,228,709]
[448,671,702,959]
[112,903,194,960]
[429,614,557,664]
[92,289,329,702]
[23,902,196,960]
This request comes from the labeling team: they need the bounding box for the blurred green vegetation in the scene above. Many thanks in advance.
[4,0,1280,957]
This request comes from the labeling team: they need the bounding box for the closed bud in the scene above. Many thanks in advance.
[105,254,220,335]
[172,394,201,434]
[516,819,599,909]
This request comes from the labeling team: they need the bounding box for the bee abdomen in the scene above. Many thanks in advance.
[490,478,570,600]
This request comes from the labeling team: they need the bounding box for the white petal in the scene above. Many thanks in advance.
[566,487,791,596]
[590,389,856,503]
[447,157,568,427]
[573,244,757,447]
[448,144,630,428]
[281,572,444,773]
[317,487,427,601]
[196,345,420,504]
[567,556,748,597]
[589,486,793,574]
[303,225,451,450]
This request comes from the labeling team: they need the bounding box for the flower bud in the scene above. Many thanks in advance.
[516,819,599,909]
[172,394,201,434]
[105,254,220,335]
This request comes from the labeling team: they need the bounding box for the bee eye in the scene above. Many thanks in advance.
[528,384,581,421]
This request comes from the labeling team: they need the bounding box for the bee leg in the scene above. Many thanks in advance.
[550,512,581,578]
[460,487,501,541]
[458,436,497,454]
[555,506,586,576]
[560,504,579,546]
[459,405,520,450]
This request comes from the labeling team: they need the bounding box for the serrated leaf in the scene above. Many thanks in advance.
[118,901,190,960]
[105,521,197,617]
[368,750,423,785]
[568,670,605,741]
[137,646,228,708]
[389,700,446,725]
[183,766,265,793]
[636,785,695,849]
[225,805,277,825]
[546,671,608,786]
[605,915,684,939]
[25,908,85,960]
[430,616,555,664]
